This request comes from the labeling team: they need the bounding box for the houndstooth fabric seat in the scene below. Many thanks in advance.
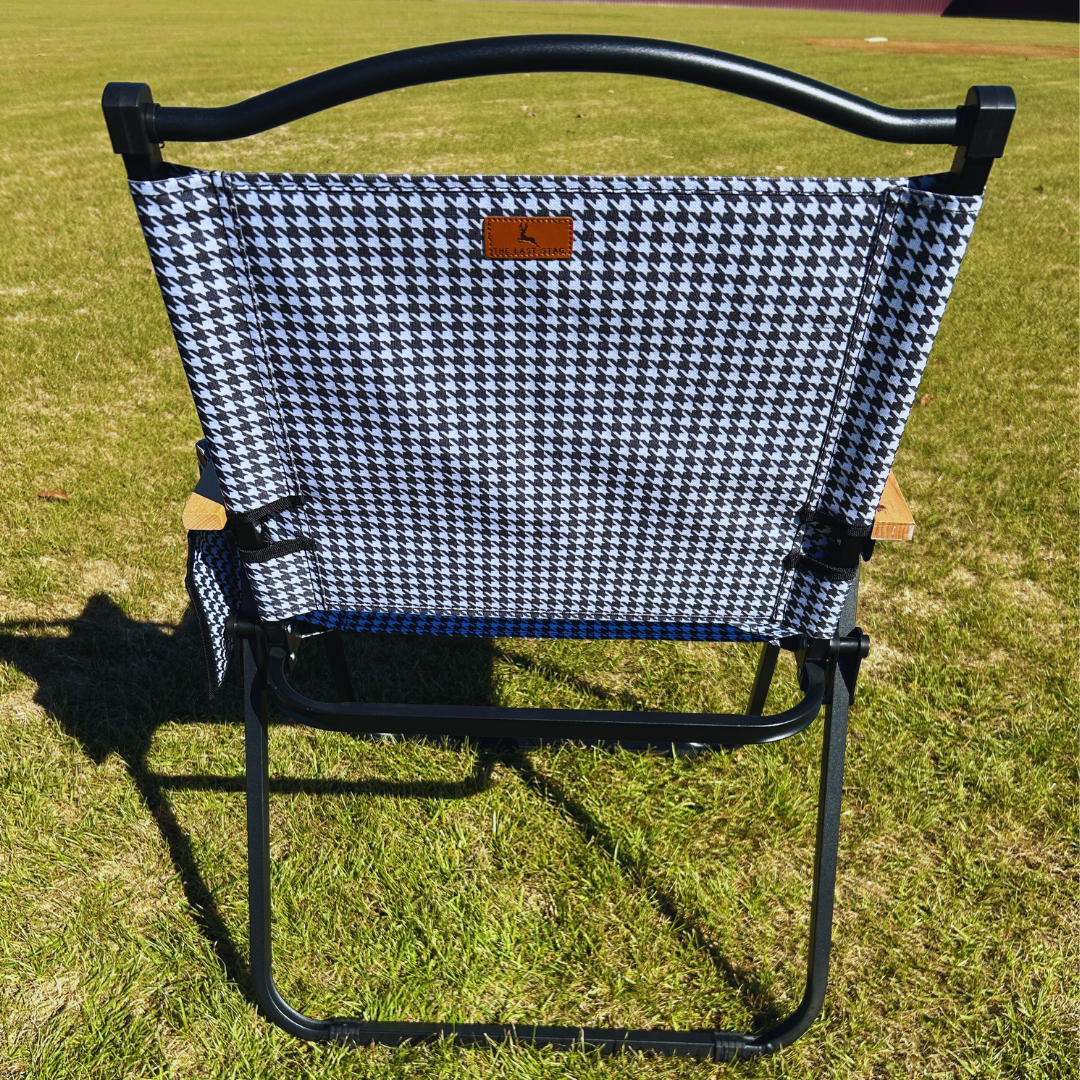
[130,169,981,694]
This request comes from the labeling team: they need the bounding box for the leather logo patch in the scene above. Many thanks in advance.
[483,217,573,260]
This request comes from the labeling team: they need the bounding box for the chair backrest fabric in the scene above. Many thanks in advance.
[132,169,980,686]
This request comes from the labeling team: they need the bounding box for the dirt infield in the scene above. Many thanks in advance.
[806,37,1079,57]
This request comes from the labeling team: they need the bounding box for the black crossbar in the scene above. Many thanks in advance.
[101,35,1015,193]
[145,35,962,147]
[265,643,827,747]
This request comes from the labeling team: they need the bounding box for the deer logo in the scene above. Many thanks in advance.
[517,222,539,247]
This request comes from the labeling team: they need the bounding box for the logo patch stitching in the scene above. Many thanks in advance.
[483,217,573,260]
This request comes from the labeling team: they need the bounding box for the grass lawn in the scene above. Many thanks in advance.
[1,2,1076,1076]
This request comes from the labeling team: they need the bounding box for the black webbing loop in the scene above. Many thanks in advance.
[784,552,859,583]
[237,537,317,563]
[229,494,305,523]
[797,505,874,538]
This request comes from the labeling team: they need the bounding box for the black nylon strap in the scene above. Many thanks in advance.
[784,552,859,582]
[797,505,874,538]
[237,537,317,563]
[229,494,306,523]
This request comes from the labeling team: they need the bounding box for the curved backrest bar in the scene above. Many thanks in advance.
[103,35,1014,193]
[146,35,961,146]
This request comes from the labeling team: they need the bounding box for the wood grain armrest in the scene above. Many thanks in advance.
[181,469,913,538]
[872,471,914,541]
[182,492,227,531]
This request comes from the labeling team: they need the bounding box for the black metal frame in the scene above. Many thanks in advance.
[238,574,867,1062]
[101,35,1014,1060]
[102,34,1012,194]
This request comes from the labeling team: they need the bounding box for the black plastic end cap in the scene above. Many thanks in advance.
[101,81,158,155]
[959,85,1016,159]
[831,628,871,659]
[225,615,260,640]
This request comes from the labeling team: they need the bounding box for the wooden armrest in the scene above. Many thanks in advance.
[181,471,913,539]
[872,471,914,541]
[182,492,227,531]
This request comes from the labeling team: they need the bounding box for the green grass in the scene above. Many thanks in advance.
[0,2,1076,1076]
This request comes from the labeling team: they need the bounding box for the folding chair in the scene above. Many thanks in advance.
[102,36,1013,1061]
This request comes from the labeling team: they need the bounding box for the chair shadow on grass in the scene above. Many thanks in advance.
[0,591,785,1032]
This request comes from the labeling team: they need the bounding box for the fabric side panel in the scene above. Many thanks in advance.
[185,529,242,697]
[817,190,983,524]
[240,549,321,623]
[770,190,901,635]
[783,575,852,640]
[781,189,981,639]
[128,174,295,514]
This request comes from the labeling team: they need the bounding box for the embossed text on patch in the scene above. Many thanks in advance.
[483,217,574,260]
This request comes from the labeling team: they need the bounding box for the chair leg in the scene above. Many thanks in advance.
[321,631,355,703]
[746,643,780,715]
[747,568,860,1052]
[244,635,332,1041]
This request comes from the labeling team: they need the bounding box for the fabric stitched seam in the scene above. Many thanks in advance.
[298,607,787,634]
[236,184,885,204]
[771,187,901,629]
[805,188,905,514]
[801,190,901,511]
[214,174,327,612]
[215,175,304,501]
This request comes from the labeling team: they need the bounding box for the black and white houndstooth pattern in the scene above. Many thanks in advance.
[185,529,242,695]
[133,179,293,511]
[135,170,979,664]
